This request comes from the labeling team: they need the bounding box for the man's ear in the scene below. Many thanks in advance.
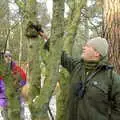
[95,52,100,57]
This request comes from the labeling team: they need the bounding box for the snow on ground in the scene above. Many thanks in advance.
[0,96,56,120]
[48,95,56,120]
[24,95,56,120]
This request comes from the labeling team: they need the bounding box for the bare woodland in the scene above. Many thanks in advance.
[0,0,120,120]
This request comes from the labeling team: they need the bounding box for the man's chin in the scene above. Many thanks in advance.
[81,55,89,61]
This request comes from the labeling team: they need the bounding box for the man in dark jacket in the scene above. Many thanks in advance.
[27,26,120,120]
[61,37,120,120]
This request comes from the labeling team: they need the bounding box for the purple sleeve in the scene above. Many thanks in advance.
[0,80,8,107]
[0,80,5,93]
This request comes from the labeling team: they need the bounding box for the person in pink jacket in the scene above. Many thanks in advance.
[4,51,27,120]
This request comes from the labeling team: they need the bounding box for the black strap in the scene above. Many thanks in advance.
[75,67,102,97]
[75,65,113,99]
[84,67,102,85]
[85,65,113,85]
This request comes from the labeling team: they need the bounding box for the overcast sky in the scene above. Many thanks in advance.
[9,0,69,19]
[46,0,69,18]
[46,0,53,17]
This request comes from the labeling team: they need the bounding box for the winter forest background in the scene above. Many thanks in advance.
[0,0,120,120]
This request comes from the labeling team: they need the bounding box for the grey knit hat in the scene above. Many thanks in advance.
[87,37,108,57]
[4,51,12,57]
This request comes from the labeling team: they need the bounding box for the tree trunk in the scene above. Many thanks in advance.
[19,21,23,65]
[64,0,87,54]
[103,0,120,73]
[15,0,44,119]
[24,0,45,120]
[33,0,65,120]
[57,1,87,120]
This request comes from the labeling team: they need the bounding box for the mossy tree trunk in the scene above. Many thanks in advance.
[32,0,65,120]
[25,1,45,120]
[56,1,87,120]
[15,0,44,119]
[0,1,21,120]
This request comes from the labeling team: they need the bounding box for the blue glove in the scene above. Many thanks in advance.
[19,80,26,87]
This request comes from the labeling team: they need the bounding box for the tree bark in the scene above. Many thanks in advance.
[33,0,65,120]
[103,0,120,73]
[57,1,87,120]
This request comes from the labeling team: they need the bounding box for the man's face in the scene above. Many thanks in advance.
[81,43,100,61]
[4,55,12,63]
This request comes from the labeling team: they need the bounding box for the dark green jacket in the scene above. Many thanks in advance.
[61,52,120,120]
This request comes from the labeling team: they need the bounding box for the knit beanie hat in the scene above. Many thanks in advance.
[4,51,12,57]
[87,37,108,57]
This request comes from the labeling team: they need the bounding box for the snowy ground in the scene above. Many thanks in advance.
[48,95,56,120]
[22,95,56,120]
[0,96,56,120]
[24,95,56,120]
